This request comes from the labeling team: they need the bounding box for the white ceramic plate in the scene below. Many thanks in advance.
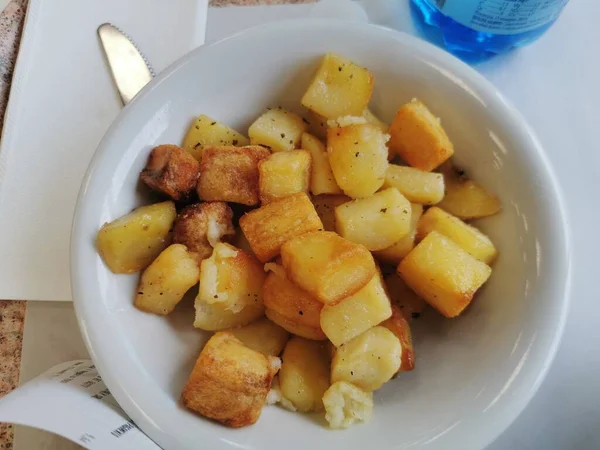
[71,19,570,450]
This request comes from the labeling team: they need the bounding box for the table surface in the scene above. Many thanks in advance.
[2,1,599,449]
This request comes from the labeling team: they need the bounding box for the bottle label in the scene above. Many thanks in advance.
[436,0,569,34]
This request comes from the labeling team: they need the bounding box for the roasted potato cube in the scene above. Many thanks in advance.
[182,332,280,428]
[362,108,389,133]
[263,265,326,340]
[302,133,342,195]
[383,164,445,205]
[306,110,328,140]
[197,145,270,206]
[239,193,323,263]
[327,123,389,198]
[228,317,289,356]
[258,150,311,204]
[182,115,249,161]
[197,242,266,314]
[381,304,415,372]
[335,188,412,251]
[311,194,350,232]
[97,201,176,274]
[398,231,492,318]
[320,272,392,346]
[417,206,497,264]
[140,145,200,201]
[384,273,427,319]
[248,107,307,153]
[373,203,423,265]
[331,326,401,391]
[301,53,374,120]
[281,231,376,305]
[279,337,330,412]
[173,202,235,262]
[193,298,265,331]
[194,244,265,330]
[323,381,373,429]
[438,166,501,219]
[388,99,454,171]
[134,244,199,315]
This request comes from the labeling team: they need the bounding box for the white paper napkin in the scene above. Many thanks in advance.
[0,0,208,301]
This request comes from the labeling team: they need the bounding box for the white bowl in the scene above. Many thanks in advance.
[71,19,570,450]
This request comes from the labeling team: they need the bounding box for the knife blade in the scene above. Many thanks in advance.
[97,23,155,105]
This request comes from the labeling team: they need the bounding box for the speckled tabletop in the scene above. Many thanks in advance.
[0,1,313,448]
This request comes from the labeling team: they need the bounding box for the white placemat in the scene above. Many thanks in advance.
[0,0,208,301]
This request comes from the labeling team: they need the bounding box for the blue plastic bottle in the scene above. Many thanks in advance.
[411,0,569,62]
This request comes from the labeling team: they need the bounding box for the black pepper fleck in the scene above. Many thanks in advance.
[380,208,387,213]
[281,133,286,138]
[299,311,304,316]
[213,294,218,298]
[355,152,360,157]
[232,139,238,145]
[210,122,216,126]
[412,312,421,319]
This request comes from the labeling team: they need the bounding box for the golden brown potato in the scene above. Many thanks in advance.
[97,201,176,274]
[383,164,445,205]
[320,272,392,346]
[381,303,415,372]
[239,192,323,263]
[279,337,330,412]
[248,107,307,153]
[197,145,271,206]
[197,242,265,314]
[258,150,311,204]
[228,318,289,356]
[301,53,374,120]
[388,99,454,171]
[302,133,342,195]
[334,188,412,251]
[438,165,501,219]
[173,202,235,262]
[331,326,401,391]
[384,273,427,319]
[311,194,350,232]
[398,231,492,318]
[134,244,200,315]
[194,243,266,330]
[182,115,249,161]
[327,123,389,198]
[281,231,376,305]
[263,266,326,340]
[140,144,200,200]
[182,332,280,428]
[417,206,497,264]
[322,381,373,429]
[373,203,423,265]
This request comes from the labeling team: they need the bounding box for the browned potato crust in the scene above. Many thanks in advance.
[280,231,376,305]
[381,304,415,372]
[197,145,271,205]
[239,192,323,263]
[173,202,235,262]
[182,332,280,428]
[263,267,326,340]
[140,144,200,200]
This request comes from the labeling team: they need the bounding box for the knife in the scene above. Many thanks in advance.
[97,23,155,105]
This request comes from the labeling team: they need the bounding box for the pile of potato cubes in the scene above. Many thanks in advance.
[96,52,501,430]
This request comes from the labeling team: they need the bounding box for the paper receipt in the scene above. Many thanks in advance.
[0,360,160,449]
